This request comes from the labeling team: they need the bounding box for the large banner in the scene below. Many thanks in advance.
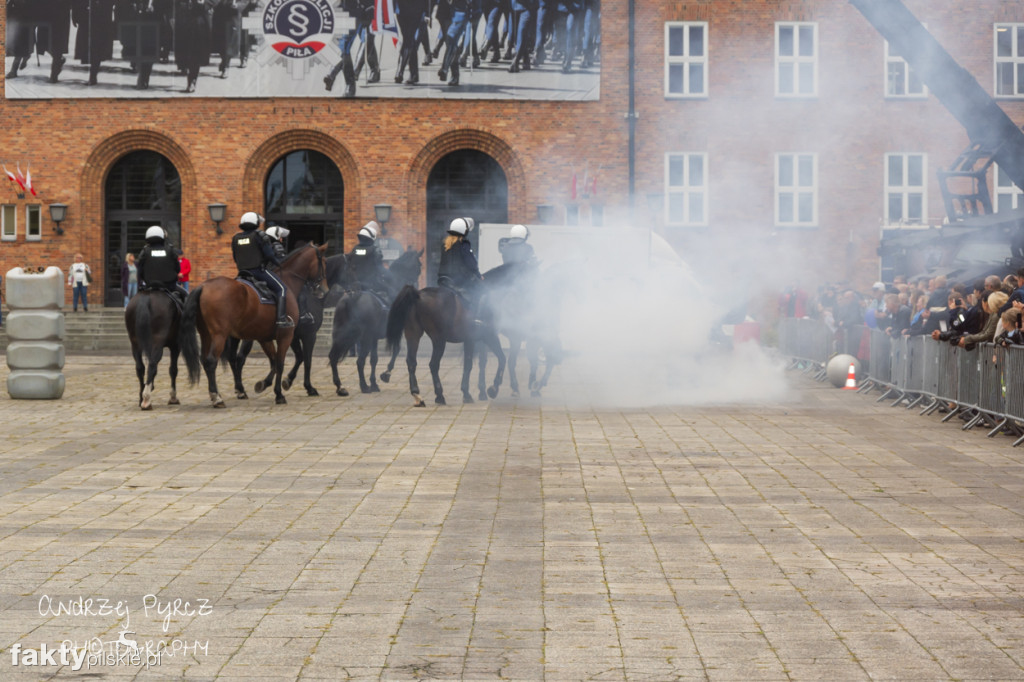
[4,1,600,100]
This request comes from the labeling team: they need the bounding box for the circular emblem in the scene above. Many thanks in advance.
[263,0,335,59]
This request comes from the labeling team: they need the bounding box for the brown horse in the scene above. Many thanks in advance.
[384,285,505,406]
[180,243,329,407]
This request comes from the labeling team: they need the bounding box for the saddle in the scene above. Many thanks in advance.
[236,274,276,305]
[141,286,185,314]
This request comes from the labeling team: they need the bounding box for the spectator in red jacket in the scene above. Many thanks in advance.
[177,250,192,292]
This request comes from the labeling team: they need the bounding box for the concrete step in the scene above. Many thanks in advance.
[0,307,341,355]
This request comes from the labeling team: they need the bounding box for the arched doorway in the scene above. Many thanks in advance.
[264,150,344,253]
[105,151,181,306]
[426,150,508,284]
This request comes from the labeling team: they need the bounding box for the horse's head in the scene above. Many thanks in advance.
[388,248,424,286]
[282,243,330,300]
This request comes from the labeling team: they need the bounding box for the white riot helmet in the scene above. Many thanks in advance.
[448,217,473,237]
[509,224,529,240]
[145,225,165,241]
[266,225,290,241]
[363,220,380,238]
[358,224,377,241]
[240,211,260,228]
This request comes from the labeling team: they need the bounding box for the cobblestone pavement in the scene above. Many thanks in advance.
[0,354,1021,680]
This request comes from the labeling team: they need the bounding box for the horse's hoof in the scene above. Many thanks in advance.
[213,401,226,409]
[370,384,380,392]
[361,386,372,394]
[307,388,319,397]
[435,396,446,405]
[531,390,541,397]
[236,392,248,400]
[254,381,266,394]
[511,390,520,398]
[140,402,152,411]
[282,377,292,390]
[414,399,426,407]
[168,397,180,405]
[478,391,487,401]
[337,388,349,397]
[275,396,287,405]
[380,372,391,383]
[464,394,475,404]
[487,386,499,399]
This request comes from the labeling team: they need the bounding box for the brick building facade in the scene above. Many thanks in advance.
[2,1,1023,307]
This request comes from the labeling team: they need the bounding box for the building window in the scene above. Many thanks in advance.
[26,205,42,241]
[665,22,708,98]
[885,39,926,98]
[995,24,1024,97]
[995,164,1024,211]
[665,153,708,226]
[776,22,817,97]
[776,153,817,227]
[1,205,15,241]
[885,153,926,225]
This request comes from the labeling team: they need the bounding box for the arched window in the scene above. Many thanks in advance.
[105,151,181,306]
[265,150,344,251]
[426,150,508,284]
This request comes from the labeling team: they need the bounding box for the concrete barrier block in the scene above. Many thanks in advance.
[5,310,65,341]
[5,267,65,310]
[7,371,66,400]
[6,341,65,370]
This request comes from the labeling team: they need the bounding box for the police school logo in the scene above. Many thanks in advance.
[263,0,335,58]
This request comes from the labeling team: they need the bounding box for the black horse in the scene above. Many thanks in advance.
[126,290,183,410]
[329,248,422,396]
[233,252,353,398]
[385,282,506,407]
[477,262,569,398]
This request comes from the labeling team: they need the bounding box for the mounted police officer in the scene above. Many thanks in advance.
[265,223,317,325]
[498,223,535,266]
[348,220,390,302]
[137,225,186,303]
[438,216,484,322]
[232,211,294,328]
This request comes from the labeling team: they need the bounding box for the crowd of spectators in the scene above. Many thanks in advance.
[779,268,1024,353]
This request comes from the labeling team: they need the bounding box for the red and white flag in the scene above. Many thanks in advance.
[4,164,26,193]
[24,164,36,197]
[372,0,399,46]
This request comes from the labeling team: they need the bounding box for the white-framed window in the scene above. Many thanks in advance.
[1,204,16,241]
[665,152,708,226]
[775,153,817,227]
[884,153,927,225]
[665,22,708,98]
[776,22,817,97]
[995,164,1024,211]
[995,24,1024,97]
[26,205,41,241]
[885,39,926,98]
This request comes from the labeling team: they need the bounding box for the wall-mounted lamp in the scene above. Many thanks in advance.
[537,204,556,225]
[374,203,392,233]
[49,203,68,235]
[208,203,227,235]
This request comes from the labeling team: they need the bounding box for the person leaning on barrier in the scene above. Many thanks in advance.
[958,291,1007,351]
[882,293,912,338]
[996,308,1024,348]
[932,294,968,343]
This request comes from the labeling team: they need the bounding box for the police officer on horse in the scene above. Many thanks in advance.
[137,225,187,303]
[499,223,536,266]
[231,211,294,328]
[266,223,316,326]
[348,220,390,303]
[438,216,484,322]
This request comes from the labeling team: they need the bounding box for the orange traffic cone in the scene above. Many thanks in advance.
[843,363,857,390]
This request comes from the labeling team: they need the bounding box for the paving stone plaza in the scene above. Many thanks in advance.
[0,353,1021,680]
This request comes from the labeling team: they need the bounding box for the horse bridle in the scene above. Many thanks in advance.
[300,243,328,301]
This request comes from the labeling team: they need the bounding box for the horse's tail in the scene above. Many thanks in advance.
[386,285,419,352]
[135,294,153,355]
[179,286,203,386]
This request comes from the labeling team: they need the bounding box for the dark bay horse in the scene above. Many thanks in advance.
[385,284,505,406]
[329,248,422,396]
[180,243,329,406]
[477,262,569,397]
[125,290,182,410]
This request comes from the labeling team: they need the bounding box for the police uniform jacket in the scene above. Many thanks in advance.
[137,240,180,289]
[270,239,287,261]
[232,227,280,272]
[349,236,385,284]
[499,238,534,265]
[438,239,481,288]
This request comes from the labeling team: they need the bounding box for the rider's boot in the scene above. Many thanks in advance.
[276,296,295,328]
[298,305,315,325]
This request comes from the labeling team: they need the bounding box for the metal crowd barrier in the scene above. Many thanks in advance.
[778,318,1024,446]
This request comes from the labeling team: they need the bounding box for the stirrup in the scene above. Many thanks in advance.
[298,312,316,325]
[276,315,295,328]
